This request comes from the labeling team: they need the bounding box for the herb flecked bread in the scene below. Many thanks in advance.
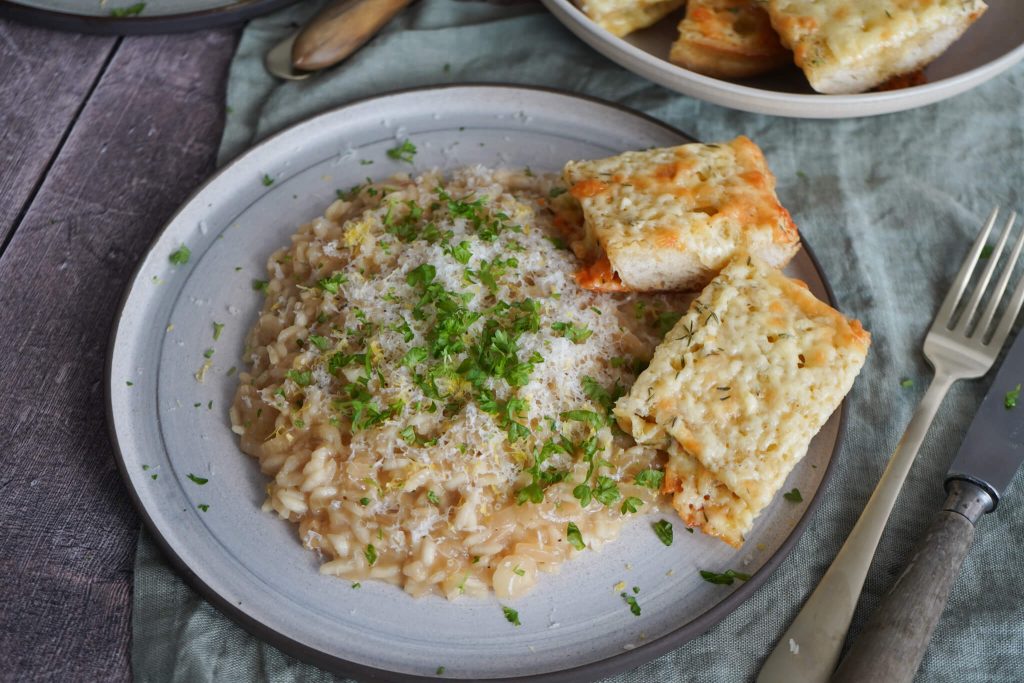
[670,0,791,79]
[563,136,799,293]
[576,0,685,37]
[613,256,870,546]
[765,0,988,94]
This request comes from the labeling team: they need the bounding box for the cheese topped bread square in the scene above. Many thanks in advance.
[576,0,685,37]
[613,256,870,546]
[766,0,987,94]
[670,0,791,79]
[563,136,799,293]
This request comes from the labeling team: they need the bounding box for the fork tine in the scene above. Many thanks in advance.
[976,212,1024,340]
[956,210,1017,335]
[936,207,999,328]
[986,263,1024,347]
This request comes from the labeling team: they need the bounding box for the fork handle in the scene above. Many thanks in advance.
[832,480,991,683]
[757,375,955,683]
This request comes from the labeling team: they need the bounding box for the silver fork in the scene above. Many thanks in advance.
[758,208,1024,683]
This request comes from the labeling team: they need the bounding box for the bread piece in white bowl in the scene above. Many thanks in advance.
[575,0,684,37]
[766,0,988,94]
[670,0,791,79]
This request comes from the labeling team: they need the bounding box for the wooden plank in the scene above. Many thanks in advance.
[0,20,117,251]
[0,28,238,681]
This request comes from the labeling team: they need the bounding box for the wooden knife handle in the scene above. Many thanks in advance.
[292,0,412,72]
[832,481,992,683]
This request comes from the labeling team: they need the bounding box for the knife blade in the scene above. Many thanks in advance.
[946,328,1024,504]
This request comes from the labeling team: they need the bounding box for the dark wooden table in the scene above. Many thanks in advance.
[0,19,239,681]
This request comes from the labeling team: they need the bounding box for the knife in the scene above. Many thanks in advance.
[832,329,1024,683]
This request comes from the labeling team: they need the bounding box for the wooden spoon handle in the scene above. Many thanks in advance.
[291,0,412,72]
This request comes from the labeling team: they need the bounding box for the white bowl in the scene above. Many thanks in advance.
[541,0,1024,118]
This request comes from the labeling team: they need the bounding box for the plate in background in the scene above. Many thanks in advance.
[107,85,846,681]
[541,0,1024,118]
[0,0,298,34]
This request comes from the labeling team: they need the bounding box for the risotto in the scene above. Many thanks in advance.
[229,166,685,600]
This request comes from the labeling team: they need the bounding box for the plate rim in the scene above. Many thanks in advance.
[0,0,299,34]
[541,0,1024,119]
[106,83,847,682]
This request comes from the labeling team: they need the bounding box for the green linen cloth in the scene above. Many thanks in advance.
[133,1,1024,680]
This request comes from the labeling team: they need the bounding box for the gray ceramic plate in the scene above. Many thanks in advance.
[108,85,845,681]
[542,0,1024,118]
[0,0,298,34]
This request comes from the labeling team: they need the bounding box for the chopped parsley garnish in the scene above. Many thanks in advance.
[699,569,751,585]
[203,348,214,359]
[620,496,643,514]
[783,488,803,503]
[387,140,417,163]
[197,504,210,512]
[512,565,525,576]
[900,378,914,388]
[436,666,446,675]
[572,483,592,508]
[186,473,208,485]
[402,347,428,368]
[286,369,313,386]
[980,245,995,259]
[261,174,274,186]
[427,490,441,505]
[1006,384,1021,409]
[317,272,348,293]
[653,519,673,546]
[447,240,472,264]
[251,279,268,293]
[110,2,144,16]
[621,592,641,616]
[364,544,378,566]
[581,375,623,418]
[359,497,371,506]
[634,469,664,489]
[352,582,361,589]
[560,409,605,429]
[551,321,593,344]
[501,605,521,626]
[308,335,331,350]
[566,522,585,550]
[168,245,190,265]
[592,476,621,506]
[126,381,134,387]
[212,322,224,340]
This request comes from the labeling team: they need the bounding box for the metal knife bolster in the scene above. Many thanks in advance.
[942,478,995,523]
[945,329,1024,512]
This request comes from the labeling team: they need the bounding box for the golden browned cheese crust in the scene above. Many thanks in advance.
[766,0,987,93]
[670,0,791,79]
[576,0,685,37]
[563,136,800,293]
[614,256,870,546]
